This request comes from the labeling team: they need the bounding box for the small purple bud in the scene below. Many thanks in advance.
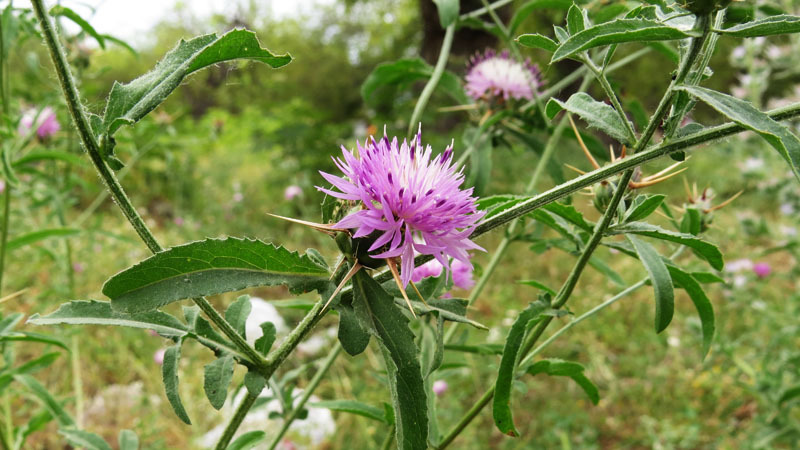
[432,380,448,396]
[753,262,771,278]
[153,348,166,365]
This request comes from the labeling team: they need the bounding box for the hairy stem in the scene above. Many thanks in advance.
[461,0,513,20]
[379,425,396,450]
[584,57,637,145]
[267,343,343,450]
[31,0,270,374]
[214,390,259,450]
[408,23,455,137]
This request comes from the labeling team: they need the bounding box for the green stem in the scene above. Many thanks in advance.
[214,390,259,450]
[408,23,455,137]
[379,425,396,450]
[584,57,637,145]
[460,0,513,20]
[71,335,84,429]
[0,185,9,297]
[0,15,7,118]
[444,75,592,344]
[267,343,343,450]
[30,0,269,373]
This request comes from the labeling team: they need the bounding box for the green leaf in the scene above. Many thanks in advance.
[510,0,573,33]
[0,353,59,392]
[14,374,74,427]
[551,18,696,63]
[13,150,85,168]
[49,5,106,48]
[566,3,587,35]
[719,15,800,37]
[433,0,460,28]
[542,202,594,232]
[310,400,388,423]
[667,267,715,358]
[204,354,235,410]
[493,299,549,437]
[103,238,330,314]
[226,431,266,450]
[680,207,702,236]
[225,295,252,338]
[525,359,599,404]
[101,29,290,149]
[627,236,674,333]
[118,430,139,450]
[254,322,276,355]
[244,372,266,396]
[609,222,723,270]
[624,194,666,223]
[0,331,69,350]
[691,272,724,284]
[517,280,556,296]
[588,255,626,287]
[778,385,800,405]
[337,304,371,356]
[516,33,559,52]
[28,301,189,338]
[58,429,112,450]
[361,58,467,106]
[393,297,486,330]
[6,228,81,252]
[545,93,633,144]
[675,86,800,182]
[0,313,23,335]
[162,344,191,424]
[351,271,427,450]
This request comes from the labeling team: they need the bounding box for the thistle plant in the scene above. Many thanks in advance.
[9,0,800,448]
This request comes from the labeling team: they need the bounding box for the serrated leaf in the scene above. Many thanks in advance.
[668,267,715,358]
[225,295,252,338]
[101,29,290,140]
[624,194,666,223]
[493,299,549,437]
[103,238,330,313]
[254,322,276,355]
[676,85,800,182]
[6,228,81,252]
[49,5,105,48]
[58,429,111,450]
[162,344,191,424]
[542,202,594,232]
[14,374,74,427]
[720,15,800,37]
[204,354,235,410]
[433,0,459,28]
[227,431,266,450]
[361,58,467,106]
[525,359,599,404]
[552,18,696,62]
[351,271,427,450]
[310,400,388,423]
[628,235,673,333]
[609,222,722,270]
[118,430,139,450]
[516,33,559,52]
[546,93,633,144]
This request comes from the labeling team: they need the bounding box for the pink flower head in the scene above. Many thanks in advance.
[753,262,771,278]
[153,348,166,365]
[412,259,443,283]
[452,258,475,290]
[317,126,485,287]
[465,49,542,101]
[18,107,60,139]
[284,185,303,200]
[432,380,448,396]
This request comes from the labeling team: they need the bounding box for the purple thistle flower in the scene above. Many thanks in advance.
[317,126,485,287]
[451,258,475,290]
[18,106,60,139]
[412,259,443,283]
[753,262,771,278]
[465,49,542,102]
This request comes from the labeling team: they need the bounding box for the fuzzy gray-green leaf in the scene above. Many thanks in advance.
[204,354,235,410]
[628,235,674,333]
[162,344,191,424]
[546,93,633,144]
[103,238,330,313]
[719,15,800,37]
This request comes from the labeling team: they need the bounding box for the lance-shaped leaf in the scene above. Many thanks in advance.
[351,271,427,450]
[551,18,696,62]
[225,295,252,338]
[227,431,266,450]
[493,299,549,437]
[6,228,81,252]
[525,359,599,404]
[49,5,106,48]
[545,93,633,144]
[100,29,290,154]
[162,344,191,424]
[667,267,715,358]
[517,33,559,52]
[676,85,800,182]
[623,194,666,223]
[58,429,112,450]
[310,400,389,423]
[433,0,459,28]
[103,238,330,313]
[118,430,139,450]
[608,222,723,270]
[628,235,674,333]
[204,354,235,410]
[719,15,800,37]
[14,374,75,427]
